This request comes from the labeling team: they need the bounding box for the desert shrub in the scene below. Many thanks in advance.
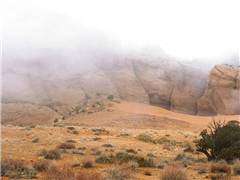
[1,158,37,179]
[233,159,240,174]
[137,134,154,143]
[72,130,78,134]
[210,175,232,180]
[95,152,154,167]
[194,157,206,163]
[96,92,101,96]
[102,144,113,148]
[85,93,91,100]
[43,164,75,180]
[1,158,27,176]
[163,143,172,151]
[95,155,111,163]
[92,137,101,141]
[76,170,102,180]
[174,153,189,161]
[32,137,39,143]
[144,170,152,176]
[37,148,49,156]
[160,166,188,180]
[24,167,37,179]
[196,119,240,161]
[210,162,231,173]
[127,161,139,169]
[147,153,155,158]
[72,163,80,167]
[78,146,86,150]
[82,159,93,168]
[183,145,194,152]
[58,149,68,153]
[67,127,75,130]
[107,94,114,100]
[162,160,169,164]
[115,152,154,167]
[91,150,102,155]
[33,160,51,172]
[54,118,58,123]
[44,149,61,160]
[196,167,206,174]
[117,133,130,137]
[126,149,137,154]
[157,163,165,169]
[57,143,76,149]
[72,150,84,155]
[105,166,132,180]
[66,139,76,143]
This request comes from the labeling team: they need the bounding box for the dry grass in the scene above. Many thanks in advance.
[44,149,61,160]
[160,166,188,180]
[56,143,76,149]
[1,157,36,179]
[37,148,49,156]
[210,175,232,180]
[33,160,51,172]
[43,164,75,180]
[210,163,231,173]
[233,159,240,174]
[76,170,102,180]
[1,157,28,175]
[82,159,93,168]
[162,143,172,151]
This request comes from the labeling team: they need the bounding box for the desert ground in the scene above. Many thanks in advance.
[1,100,240,179]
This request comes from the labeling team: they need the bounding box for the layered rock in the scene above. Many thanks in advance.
[197,65,240,115]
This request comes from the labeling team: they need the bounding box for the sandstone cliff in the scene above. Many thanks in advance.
[2,58,239,125]
[197,65,240,115]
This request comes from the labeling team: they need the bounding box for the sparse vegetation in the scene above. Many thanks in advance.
[32,137,39,143]
[160,166,188,180]
[210,162,231,173]
[72,130,78,134]
[105,166,132,180]
[57,143,76,149]
[1,157,37,179]
[82,159,93,168]
[66,139,76,143]
[44,149,61,160]
[33,160,51,172]
[107,94,114,100]
[67,127,75,130]
[95,152,154,167]
[43,164,75,180]
[233,159,240,174]
[102,144,113,148]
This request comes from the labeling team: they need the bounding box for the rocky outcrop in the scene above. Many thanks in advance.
[197,65,240,115]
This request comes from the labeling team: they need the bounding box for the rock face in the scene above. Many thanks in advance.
[2,58,239,125]
[197,65,240,115]
[133,60,209,115]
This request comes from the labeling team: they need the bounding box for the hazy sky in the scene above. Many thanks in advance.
[2,0,240,60]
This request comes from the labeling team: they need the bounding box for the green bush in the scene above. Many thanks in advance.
[196,119,240,161]
[107,94,114,100]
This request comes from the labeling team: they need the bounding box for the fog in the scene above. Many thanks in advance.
[2,0,239,66]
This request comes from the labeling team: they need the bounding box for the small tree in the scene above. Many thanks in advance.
[196,117,240,161]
